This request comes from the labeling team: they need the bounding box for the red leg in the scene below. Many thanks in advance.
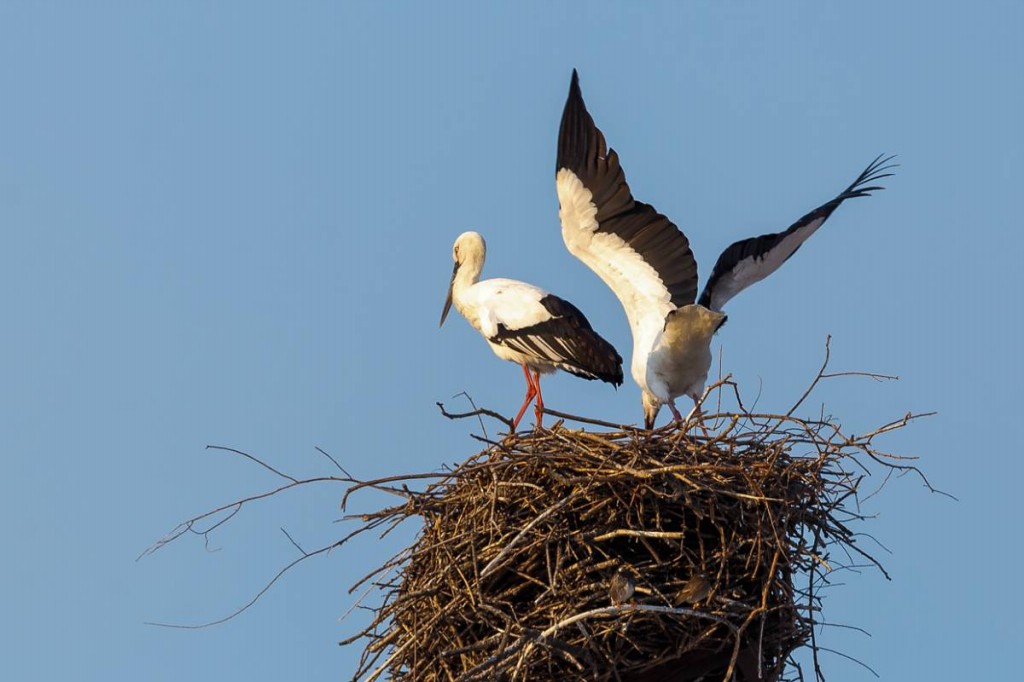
[668,400,683,422]
[532,369,544,428]
[689,394,705,418]
[511,364,537,431]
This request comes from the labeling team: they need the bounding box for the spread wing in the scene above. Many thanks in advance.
[556,70,698,341]
[698,155,896,311]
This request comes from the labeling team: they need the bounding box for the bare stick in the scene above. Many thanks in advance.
[145,543,335,629]
[315,446,350,476]
[436,401,514,431]
[206,444,298,483]
[541,408,635,431]
[787,335,832,418]
[479,496,573,579]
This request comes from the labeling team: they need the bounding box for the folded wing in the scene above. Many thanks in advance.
[491,294,624,385]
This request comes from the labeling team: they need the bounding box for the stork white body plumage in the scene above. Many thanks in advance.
[556,71,894,428]
[440,231,623,430]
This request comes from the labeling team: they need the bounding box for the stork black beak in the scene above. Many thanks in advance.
[439,261,458,327]
[642,392,661,431]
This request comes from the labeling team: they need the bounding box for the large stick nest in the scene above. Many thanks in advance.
[345,395,927,682]
[140,345,935,680]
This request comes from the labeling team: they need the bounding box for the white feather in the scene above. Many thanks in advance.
[708,217,825,312]
[557,169,672,386]
[459,278,550,338]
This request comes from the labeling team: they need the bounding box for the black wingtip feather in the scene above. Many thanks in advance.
[842,153,898,198]
[557,69,591,174]
[541,294,624,386]
[816,154,898,210]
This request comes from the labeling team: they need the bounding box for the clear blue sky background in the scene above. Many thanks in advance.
[2,2,1020,680]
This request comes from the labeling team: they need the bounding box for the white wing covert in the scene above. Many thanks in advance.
[556,70,699,335]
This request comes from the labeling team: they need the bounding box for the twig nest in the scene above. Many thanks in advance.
[349,411,909,682]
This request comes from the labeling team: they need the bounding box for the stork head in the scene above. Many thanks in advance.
[452,231,486,266]
[662,305,728,347]
[642,390,662,430]
[440,231,487,327]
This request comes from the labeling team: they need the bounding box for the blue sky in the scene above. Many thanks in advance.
[1,2,1021,679]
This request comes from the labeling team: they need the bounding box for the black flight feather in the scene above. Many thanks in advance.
[557,70,699,308]
[492,294,623,386]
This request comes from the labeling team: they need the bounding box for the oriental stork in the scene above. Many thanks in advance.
[440,231,623,430]
[556,70,894,429]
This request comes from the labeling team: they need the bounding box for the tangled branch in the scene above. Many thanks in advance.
[143,339,939,681]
